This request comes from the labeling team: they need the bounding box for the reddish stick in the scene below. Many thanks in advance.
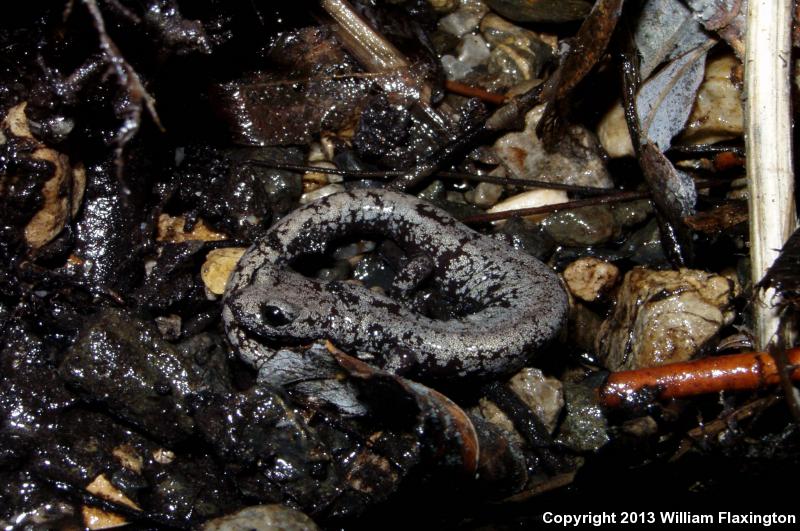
[599,348,800,408]
[444,80,507,105]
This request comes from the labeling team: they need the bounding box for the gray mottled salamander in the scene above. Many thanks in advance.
[223,189,568,382]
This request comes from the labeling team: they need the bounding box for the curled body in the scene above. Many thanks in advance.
[223,189,568,382]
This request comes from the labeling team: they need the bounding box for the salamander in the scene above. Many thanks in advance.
[222,189,568,383]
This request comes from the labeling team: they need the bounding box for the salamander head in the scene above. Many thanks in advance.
[225,266,320,341]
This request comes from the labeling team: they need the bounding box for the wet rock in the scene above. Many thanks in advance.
[475,399,522,443]
[202,505,319,531]
[438,0,489,37]
[487,188,568,224]
[476,368,563,440]
[59,309,211,443]
[480,14,553,88]
[568,302,604,353]
[201,247,247,296]
[541,205,616,246]
[417,180,446,202]
[465,181,503,208]
[135,242,210,314]
[193,386,341,514]
[508,368,564,432]
[485,0,591,23]
[493,217,555,260]
[620,218,669,266]
[611,199,653,229]
[445,191,467,204]
[597,267,737,371]
[680,53,744,145]
[154,314,182,340]
[494,105,613,188]
[556,382,609,452]
[563,257,620,302]
[0,471,78,530]
[352,93,440,169]
[32,409,236,527]
[0,322,76,463]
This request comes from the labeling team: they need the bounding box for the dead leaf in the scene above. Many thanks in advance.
[686,0,746,58]
[637,40,716,152]
[634,0,714,78]
[537,0,624,144]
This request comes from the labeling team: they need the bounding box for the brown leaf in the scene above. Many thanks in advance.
[536,0,624,144]
[683,201,748,233]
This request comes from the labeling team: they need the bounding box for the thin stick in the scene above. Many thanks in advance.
[599,348,800,408]
[745,0,797,349]
[444,80,507,105]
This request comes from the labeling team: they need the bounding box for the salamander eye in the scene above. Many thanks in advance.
[260,303,296,326]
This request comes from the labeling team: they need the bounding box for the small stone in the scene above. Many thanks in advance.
[427,0,459,12]
[568,302,604,353]
[680,53,744,145]
[299,183,345,204]
[475,398,521,442]
[152,448,176,465]
[303,161,341,194]
[597,267,737,371]
[202,505,319,531]
[486,188,568,225]
[157,214,228,243]
[494,217,555,260]
[541,205,616,246]
[441,34,492,81]
[480,14,552,87]
[620,218,668,266]
[332,240,376,260]
[438,0,489,37]
[611,199,653,229]
[563,257,620,302]
[507,368,564,433]
[154,314,182,340]
[622,416,659,438]
[201,248,247,295]
[446,191,467,204]
[417,180,446,202]
[556,382,609,452]
[465,181,503,208]
[597,102,635,158]
[494,105,613,188]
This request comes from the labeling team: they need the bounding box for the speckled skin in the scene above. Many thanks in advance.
[223,189,568,382]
